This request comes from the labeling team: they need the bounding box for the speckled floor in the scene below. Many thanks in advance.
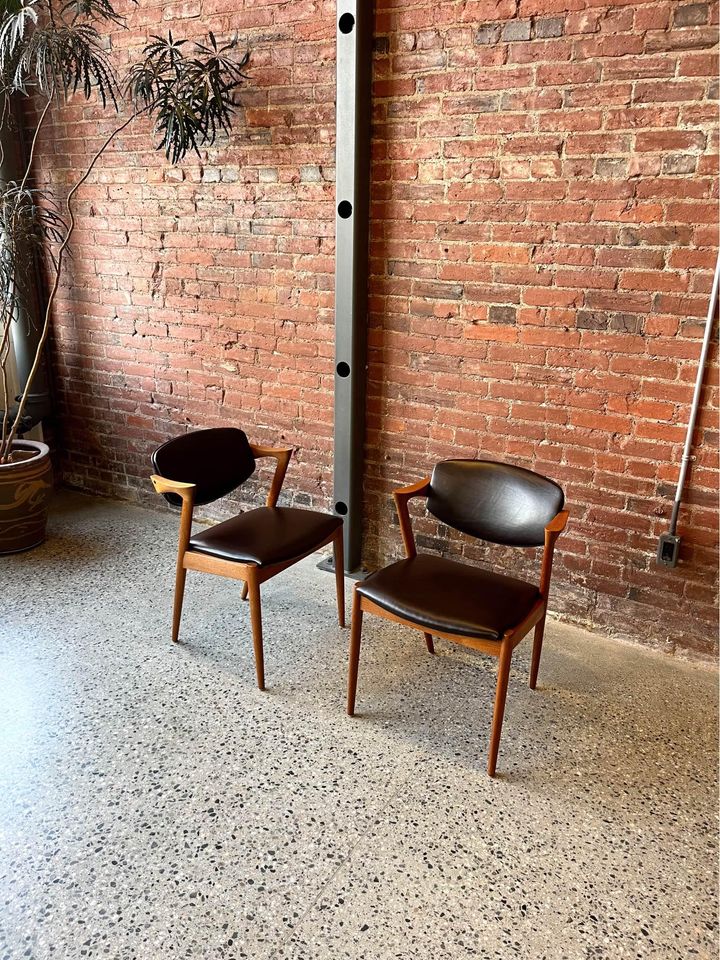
[0,491,717,960]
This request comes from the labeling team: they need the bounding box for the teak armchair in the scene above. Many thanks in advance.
[347,459,569,776]
[151,427,344,690]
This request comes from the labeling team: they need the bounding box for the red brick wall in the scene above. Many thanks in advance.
[43,0,339,511]
[34,0,718,657]
[364,0,719,659]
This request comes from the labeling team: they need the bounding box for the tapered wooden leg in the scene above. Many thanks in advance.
[487,638,513,777]
[240,582,249,602]
[247,573,265,691]
[424,632,435,654]
[171,566,187,643]
[529,615,546,690]
[333,529,346,628]
[347,590,363,716]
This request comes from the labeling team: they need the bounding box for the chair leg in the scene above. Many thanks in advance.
[247,573,265,691]
[347,589,363,716]
[529,615,546,690]
[240,581,249,602]
[487,638,513,778]
[424,632,435,654]
[333,529,346,628]
[171,566,187,643]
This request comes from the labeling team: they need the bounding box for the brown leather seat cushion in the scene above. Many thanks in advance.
[188,507,342,567]
[358,554,540,641]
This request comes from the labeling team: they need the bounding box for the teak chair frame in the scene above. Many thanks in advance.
[347,476,569,776]
[151,443,345,691]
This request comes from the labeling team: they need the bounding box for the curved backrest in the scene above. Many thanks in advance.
[426,459,564,547]
[152,428,256,507]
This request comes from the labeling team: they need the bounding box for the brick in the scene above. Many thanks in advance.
[595,158,627,178]
[475,23,501,44]
[645,27,718,53]
[662,154,698,174]
[674,3,709,26]
[413,281,464,301]
[501,20,532,42]
[443,94,500,114]
[577,311,644,334]
[634,5,672,31]
[31,0,718,660]
[489,305,517,324]
[299,165,322,182]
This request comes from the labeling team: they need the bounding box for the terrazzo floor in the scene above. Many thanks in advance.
[0,491,717,960]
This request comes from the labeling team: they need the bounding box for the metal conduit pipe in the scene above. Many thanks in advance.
[657,251,720,567]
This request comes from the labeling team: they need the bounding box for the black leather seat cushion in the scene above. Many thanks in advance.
[188,507,342,567]
[358,554,540,641]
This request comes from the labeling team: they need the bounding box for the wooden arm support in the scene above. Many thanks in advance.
[150,475,196,501]
[539,509,569,598]
[393,476,431,559]
[150,474,197,558]
[250,444,293,508]
[545,510,569,537]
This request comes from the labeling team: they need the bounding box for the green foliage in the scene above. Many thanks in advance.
[0,180,65,317]
[127,31,249,163]
[13,20,119,104]
[60,0,129,27]
[0,0,125,104]
[0,0,249,153]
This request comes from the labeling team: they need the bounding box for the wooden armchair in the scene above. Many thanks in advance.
[151,427,344,690]
[347,459,568,776]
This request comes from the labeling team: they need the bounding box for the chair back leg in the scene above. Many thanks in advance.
[423,632,435,654]
[247,573,266,690]
[240,581,249,602]
[333,529,346,628]
[347,589,363,715]
[171,567,187,643]
[529,615,546,690]
[487,637,513,777]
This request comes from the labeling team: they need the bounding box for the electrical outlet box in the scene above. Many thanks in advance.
[656,533,681,568]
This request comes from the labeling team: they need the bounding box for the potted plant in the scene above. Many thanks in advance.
[0,0,249,553]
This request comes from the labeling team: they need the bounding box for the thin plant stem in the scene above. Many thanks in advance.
[19,93,54,195]
[0,314,11,451]
[0,98,7,170]
[0,104,152,462]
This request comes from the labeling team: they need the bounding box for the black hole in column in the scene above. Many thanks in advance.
[336,361,350,377]
[338,200,353,219]
[335,501,348,516]
[338,12,355,33]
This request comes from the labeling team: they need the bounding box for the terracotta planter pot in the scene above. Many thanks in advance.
[0,440,53,554]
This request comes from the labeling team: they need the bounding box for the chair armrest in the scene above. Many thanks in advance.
[250,444,293,461]
[249,444,293,508]
[394,477,431,502]
[393,476,431,558]
[539,509,569,598]
[150,474,196,555]
[150,474,196,502]
[545,509,569,539]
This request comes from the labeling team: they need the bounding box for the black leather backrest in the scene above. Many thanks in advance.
[427,459,564,547]
[152,428,256,507]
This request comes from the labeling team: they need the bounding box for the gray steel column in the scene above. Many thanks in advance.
[333,0,373,572]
